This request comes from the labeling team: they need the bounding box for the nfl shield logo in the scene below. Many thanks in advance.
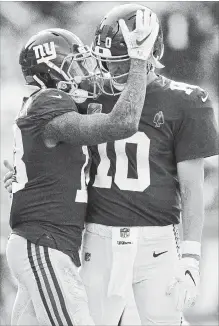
[120,228,130,238]
[85,252,91,261]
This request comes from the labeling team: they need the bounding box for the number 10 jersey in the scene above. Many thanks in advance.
[85,76,218,227]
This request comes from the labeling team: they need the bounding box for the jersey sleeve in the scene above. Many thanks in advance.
[17,89,77,131]
[174,96,219,163]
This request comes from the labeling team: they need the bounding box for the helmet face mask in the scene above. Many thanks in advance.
[61,44,95,80]
[91,54,131,96]
[91,4,164,96]
[19,28,102,101]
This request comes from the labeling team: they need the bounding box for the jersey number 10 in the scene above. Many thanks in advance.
[93,131,151,192]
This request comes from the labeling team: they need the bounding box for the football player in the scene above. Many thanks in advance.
[4,20,159,326]
[76,4,218,325]
[4,7,218,326]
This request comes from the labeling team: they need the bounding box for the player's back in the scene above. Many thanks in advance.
[10,89,90,261]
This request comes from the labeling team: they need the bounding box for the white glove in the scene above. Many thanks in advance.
[119,9,159,61]
[166,257,200,311]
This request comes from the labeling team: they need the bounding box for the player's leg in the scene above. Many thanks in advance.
[7,233,95,325]
[10,281,38,326]
[133,225,183,325]
[80,223,127,325]
[119,287,141,326]
[6,234,39,326]
[45,245,95,325]
[7,233,67,325]
[16,297,38,325]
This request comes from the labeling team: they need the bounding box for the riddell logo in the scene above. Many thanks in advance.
[33,42,56,64]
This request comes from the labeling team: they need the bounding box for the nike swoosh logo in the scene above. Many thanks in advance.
[136,33,151,46]
[185,270,196,286]
[153,250,168,258]
[201,94,208,102]
[51,95,62,99]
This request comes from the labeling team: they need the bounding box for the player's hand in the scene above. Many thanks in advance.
[166,257,200,311]
[119,9,159,61]
[3,160,14,194]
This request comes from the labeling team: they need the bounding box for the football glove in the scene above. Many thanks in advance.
[166,257,200,311]
[3,160,14,194]
[119,9,159,61]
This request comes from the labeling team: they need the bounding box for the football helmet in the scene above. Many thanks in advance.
[19,28,101,102]
[91,4,164,95]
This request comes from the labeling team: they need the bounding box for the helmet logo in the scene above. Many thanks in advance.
[33,41,56,64]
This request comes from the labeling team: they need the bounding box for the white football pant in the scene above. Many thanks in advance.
[6,234,95,325]
[80,223,183,326]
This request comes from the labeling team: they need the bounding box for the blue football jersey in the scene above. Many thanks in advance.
[11,88,91,264]
[79,76,218,227]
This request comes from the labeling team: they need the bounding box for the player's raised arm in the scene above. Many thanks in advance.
[44,10,159,146]
[44,59,145,146]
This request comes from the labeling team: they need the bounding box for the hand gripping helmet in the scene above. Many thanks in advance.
[19,28,101,103]
[91,4,164,96]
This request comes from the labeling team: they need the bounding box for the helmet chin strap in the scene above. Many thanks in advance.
[45,60,96,102]
[33,75,47,88]
[112,80,126,91]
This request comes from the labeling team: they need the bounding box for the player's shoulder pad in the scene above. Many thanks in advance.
[32,88,75,105]
[29,88,78,113]
[168,79,210,109]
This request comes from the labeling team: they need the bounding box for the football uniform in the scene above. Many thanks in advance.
[85,75,218,227]
[10,88,90,263]
[79,76,218,325]
[7,88,94,325]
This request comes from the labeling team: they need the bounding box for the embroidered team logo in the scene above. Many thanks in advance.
[33,41,56,64]
[153,111,164,128]
[120,228,130,238]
